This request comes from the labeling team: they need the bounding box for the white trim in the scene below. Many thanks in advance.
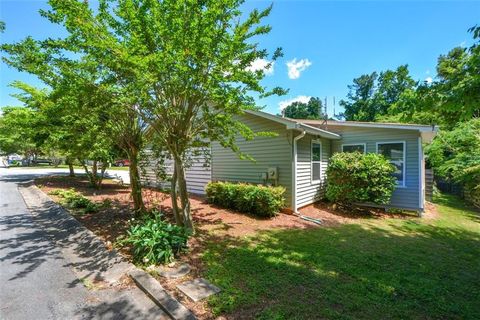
[341,143,367,154]
[311,139,322,184]
[376,141,406,188]
[418,136,425,211]
[292,131,306,213]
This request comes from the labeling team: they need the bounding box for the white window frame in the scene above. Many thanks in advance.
[376,141,406,188]
[311,140,322,184]
[342,143,367,154]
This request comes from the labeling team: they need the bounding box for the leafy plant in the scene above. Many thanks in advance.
[426,118,480,208]
[325,152,397,206]
[120,213,190,265]
[48,188,99,213]
[206,182,285,217]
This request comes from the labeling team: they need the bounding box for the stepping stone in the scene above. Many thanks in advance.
[176,278,221,302]
[155,263,191,279]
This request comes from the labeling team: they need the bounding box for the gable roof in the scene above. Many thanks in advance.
[245,110,341,140]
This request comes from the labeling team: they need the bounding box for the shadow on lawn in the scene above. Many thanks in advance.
[203,206,480,319]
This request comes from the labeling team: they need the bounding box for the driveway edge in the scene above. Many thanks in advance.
[18,181,196,320]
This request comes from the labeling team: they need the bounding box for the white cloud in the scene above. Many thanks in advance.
[286,58,312,79]
[425,77,433,84]
[279,95,312,111]
[246,58,274,76]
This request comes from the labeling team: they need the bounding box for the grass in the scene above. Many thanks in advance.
[202,194,480,319]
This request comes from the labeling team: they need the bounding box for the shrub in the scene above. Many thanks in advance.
[326,152,397,205]
[48,188,99,213]
[121,213,190,265]
[205,182,285,217]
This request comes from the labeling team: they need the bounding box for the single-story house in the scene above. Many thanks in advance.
[141,110,438,213]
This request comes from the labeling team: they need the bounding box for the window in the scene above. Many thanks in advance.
[312,141,322,182]
[342,143,366,153]
[377,142,406,187]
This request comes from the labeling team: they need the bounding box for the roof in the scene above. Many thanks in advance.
[298,119,439,142]
[244,110,341,140]
[244,110,439,142]
[298,119,439,132]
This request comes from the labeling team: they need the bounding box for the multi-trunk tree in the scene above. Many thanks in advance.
[34,0,285,232]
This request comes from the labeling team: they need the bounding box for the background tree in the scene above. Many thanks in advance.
[282,97,325,119]
[339,72,377,121]
[416,26,480,128]
[339,65,416,122]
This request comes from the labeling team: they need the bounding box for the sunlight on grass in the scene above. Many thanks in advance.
[202,194,480,319]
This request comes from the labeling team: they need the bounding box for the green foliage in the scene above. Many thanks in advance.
[0,105,40,157]
[282,97,324,119]
[339,65,416,122]
[121,213,190,265]
[206,182,285,217]
[425,119,480,207]
[326,152,397,205]
[48,188,99,213]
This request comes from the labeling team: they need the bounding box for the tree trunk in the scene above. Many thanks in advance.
[81,159,100,189]
[174,157,194,233]
[66,157,75,177]
[170,162,182,225]
[128,147,145,214]
[98,163,107,189]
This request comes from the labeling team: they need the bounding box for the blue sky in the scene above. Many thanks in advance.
[1,0,479,116]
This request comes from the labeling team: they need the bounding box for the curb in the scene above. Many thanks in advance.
[129,269,196,320]
[18,182,196,320]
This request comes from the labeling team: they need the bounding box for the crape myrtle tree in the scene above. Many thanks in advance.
[38,0,286,232]
[1,41,118,188]
[3,35,147,209]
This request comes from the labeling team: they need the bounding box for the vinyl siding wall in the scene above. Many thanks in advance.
[329,125,421,210]
[211,113,294,207]
[296,134,331,208]
[140,149,211,195]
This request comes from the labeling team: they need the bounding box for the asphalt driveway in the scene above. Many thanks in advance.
[0,168,167,320]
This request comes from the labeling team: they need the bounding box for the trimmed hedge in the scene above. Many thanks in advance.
[326,152,397,205]
[205,182,285,217]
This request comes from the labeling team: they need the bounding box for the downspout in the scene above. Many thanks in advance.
[292,130,306,213]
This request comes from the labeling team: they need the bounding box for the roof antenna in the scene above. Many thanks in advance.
[322,96,328,130]
[333,96,336,119]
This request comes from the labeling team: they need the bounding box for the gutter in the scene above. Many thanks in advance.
[292,130,306,213]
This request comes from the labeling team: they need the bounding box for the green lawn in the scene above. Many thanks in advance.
[202,194,480,319]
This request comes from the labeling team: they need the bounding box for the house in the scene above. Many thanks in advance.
[141,110,438,214]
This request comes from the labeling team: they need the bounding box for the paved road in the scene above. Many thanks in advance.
[0,169,167,320]
[0,167,131,184]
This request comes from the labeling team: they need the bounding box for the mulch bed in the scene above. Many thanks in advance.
[35,175,430,319]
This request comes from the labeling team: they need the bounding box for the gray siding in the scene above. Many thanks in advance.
[296,134,331,208]
[329,125,421,210]
[140,149,211,195]
[211,113,293,206]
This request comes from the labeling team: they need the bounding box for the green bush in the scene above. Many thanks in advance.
[205,182,285,217]
[121,213,190,265]
[48,188,99,213]
[326,152,397,205]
